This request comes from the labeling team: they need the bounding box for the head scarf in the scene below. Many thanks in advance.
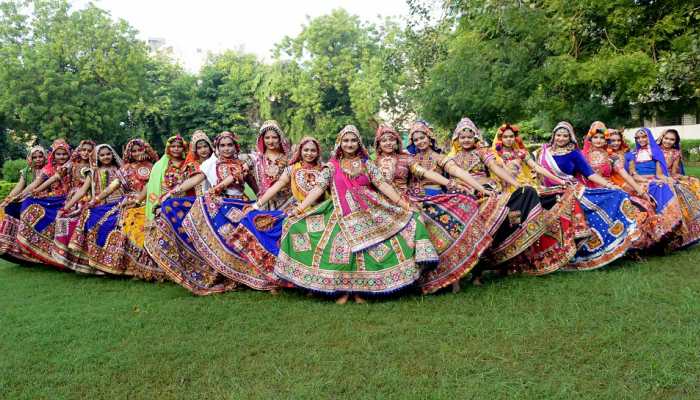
[374,124,402,156]
[331,125,369,160]
[165,135,187,160]
[71,139,96,162]
[289,136,322,165]
[122,138,159,164]
[537,122,581,186]
[22,145,47,185]
[42,139,72,176]
[407,120,441,155]
[183,130,214,170]
[657,128,684,174]
[26,145,48,168]
[607,129,629,153]
[256,120,291,156]
[214,131,241,160]
[448,117,481,156]
[606,128,632,187]
[329,125,371,216]
[633,128,669,176]
[145,135,187,221]
[582,121,609,156]
[289,136,323,202]
[549,121,578,148]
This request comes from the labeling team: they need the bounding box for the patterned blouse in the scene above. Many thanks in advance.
[376,154,415,194]
[448,148,498,188]
[286,163,329,202]
[91,166,125,203]
[408,152,452,196]
[120,162,153,194]
[216,159,248,197]
[584,149,623,188]
[497,148,532,184]
[162,159,190,195]
[661,148,683,177]
[41,161,88,198]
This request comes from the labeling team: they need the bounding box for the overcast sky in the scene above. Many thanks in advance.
[73,0,411,71]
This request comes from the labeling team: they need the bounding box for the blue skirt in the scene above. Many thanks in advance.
[181,195,286,290]
[145,197,237,295]
[566,188,638,270]
[17,196,66,266]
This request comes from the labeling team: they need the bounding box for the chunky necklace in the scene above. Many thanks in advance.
[551,143,575,155]
[453,148,479,172]
[340,156,363,178]
[377,153,398,182]
[264,152,286,178]
[416,150,438,172]
[500,146,517,160]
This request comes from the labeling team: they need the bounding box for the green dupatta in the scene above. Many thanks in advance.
[145,153,170,221]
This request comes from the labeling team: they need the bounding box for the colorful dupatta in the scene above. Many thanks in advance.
[289,136,323,202]
[330,125,371,216]
[491,123,535,187]
[538,122,582,186]
[145,135,186,220]
[631,128,670,177]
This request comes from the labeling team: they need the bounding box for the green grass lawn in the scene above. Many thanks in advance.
[685,165,700,178]
[1,247,699,399]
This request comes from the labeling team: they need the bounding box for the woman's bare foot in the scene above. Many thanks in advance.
[336,294,350,305]
[452,281,462,293]
[472,276,483,287]
[270,288,280,296]
[353,295,366,304]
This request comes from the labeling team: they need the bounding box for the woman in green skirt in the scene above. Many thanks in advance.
[274,125,439,304]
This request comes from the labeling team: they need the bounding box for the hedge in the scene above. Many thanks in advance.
[2,159,27,182]
[0,180,16,201]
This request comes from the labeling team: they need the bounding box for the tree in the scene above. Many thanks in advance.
[411,0,699,136]
[260,9,408,151]
[0,0,151,147]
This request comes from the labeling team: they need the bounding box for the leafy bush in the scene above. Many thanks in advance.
[0,180,16,201]
[2,159,27,182]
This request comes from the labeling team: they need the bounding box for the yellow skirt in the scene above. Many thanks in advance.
[122,206,146,247]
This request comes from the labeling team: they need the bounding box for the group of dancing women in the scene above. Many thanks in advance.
[1,118,699,303]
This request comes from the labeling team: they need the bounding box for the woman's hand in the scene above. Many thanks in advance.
[288,205,305,218]
[400,199,413,212]
[242,203,258,215]
[121,197,136,209]
[160,191,173,203]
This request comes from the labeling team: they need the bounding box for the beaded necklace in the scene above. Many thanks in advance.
[551,143,575,156]
[340,155,363,178]
[415,150,439,173]
[376,153,398,182]
[264,151,286,180]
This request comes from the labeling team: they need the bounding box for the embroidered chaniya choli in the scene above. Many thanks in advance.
[538,122,638,271]
[374,123,499,294]
[274,125,439,296]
